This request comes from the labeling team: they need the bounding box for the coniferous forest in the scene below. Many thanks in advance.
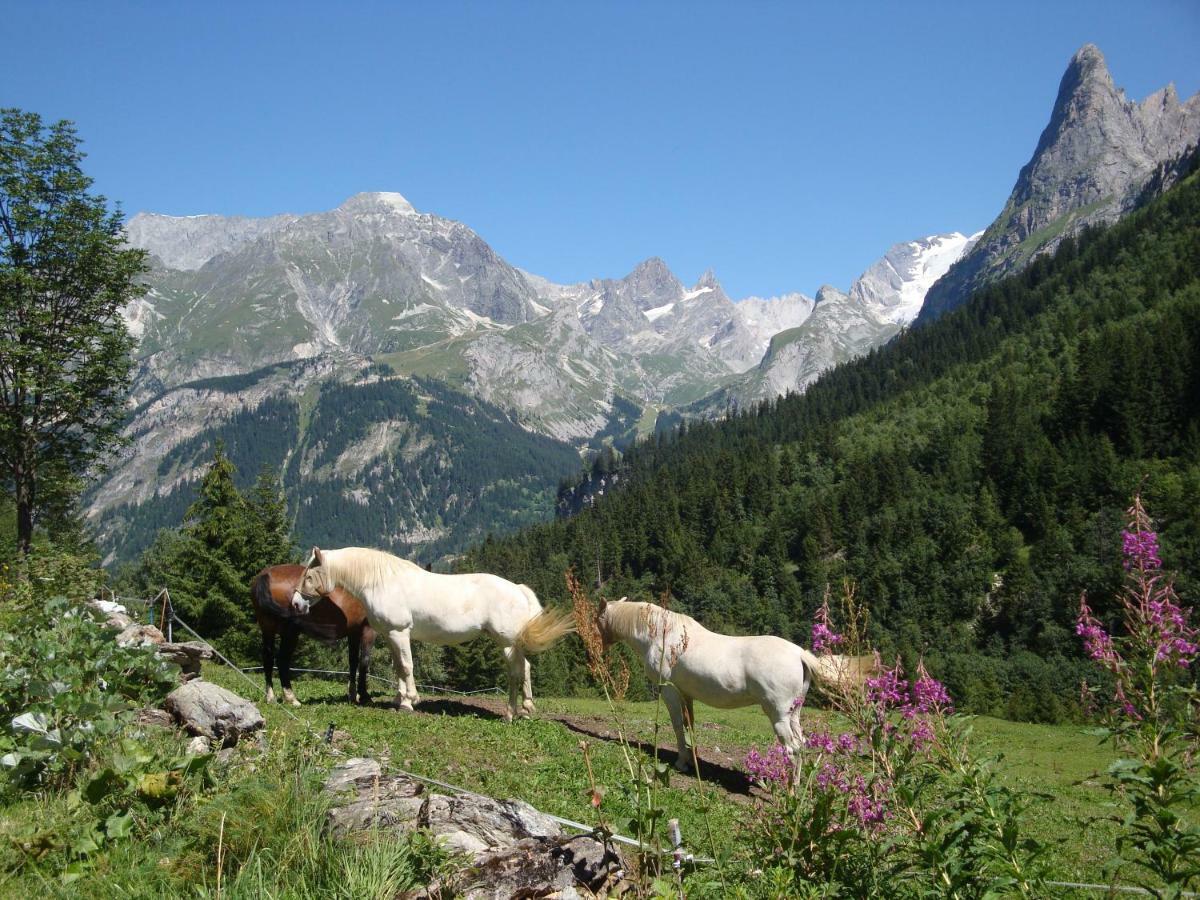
[461,170,1200,722]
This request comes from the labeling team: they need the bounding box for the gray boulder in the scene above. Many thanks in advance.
[419,791,562,856]
[415,835,621,899]
[155,640,214,675]
[165,680,263,745]
[116,622,165,647]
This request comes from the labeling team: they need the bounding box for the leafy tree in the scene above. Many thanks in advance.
[0,109,147,554]
[245,465,295,570]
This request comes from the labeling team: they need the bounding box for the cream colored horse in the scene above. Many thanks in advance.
[597,598,869,772]
[294,547,574,722]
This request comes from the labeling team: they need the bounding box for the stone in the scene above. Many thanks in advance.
[88,599,135,630]
[165,680,264,745]
[419,791,562,856]
[155,640,214,675]
[186,735,211,755]
[116,623,165,647]
[134,707,174,729]
[413,835,622,900]
[324,758,425,837]
[326,758,622,897]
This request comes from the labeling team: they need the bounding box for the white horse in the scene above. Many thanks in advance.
[596,598,870,772]
[294,547,574,722]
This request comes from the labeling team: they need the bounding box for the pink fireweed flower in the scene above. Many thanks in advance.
[815,761,849,793]
[836,732,860,753]
[907,662,953,717]
[811,597,845,654]
[745,744,791,786]
[1122,529,1161,571]
[805,731,836,754]
[847,775,889,828]
[865,661,908,709]
[1076,595,1119,669]
[907,718,936,751]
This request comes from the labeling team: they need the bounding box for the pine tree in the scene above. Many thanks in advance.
[245,465,295,571]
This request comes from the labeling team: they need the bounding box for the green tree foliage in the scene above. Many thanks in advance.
[465,171,1200,716]
[0,109,147,553]
[100,373,580,567]
[129,445,298,660]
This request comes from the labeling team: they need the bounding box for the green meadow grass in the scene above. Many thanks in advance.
[205,664,1124,888]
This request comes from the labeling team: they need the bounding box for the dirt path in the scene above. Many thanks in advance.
[414,694,765,802]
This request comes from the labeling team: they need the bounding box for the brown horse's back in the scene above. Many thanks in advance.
[252,564,371,644]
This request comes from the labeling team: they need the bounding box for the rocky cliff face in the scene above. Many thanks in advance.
[919,44,1200,322]
[108,187,978,563]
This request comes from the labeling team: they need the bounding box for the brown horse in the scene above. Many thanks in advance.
[251,564,376,706]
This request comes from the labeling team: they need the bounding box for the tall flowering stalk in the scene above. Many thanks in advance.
[1077,494,1200,897]
[739,581,1045,896]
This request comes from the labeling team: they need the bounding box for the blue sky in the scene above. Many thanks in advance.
[5,1,1197,299]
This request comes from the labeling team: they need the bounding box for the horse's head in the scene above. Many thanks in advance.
[293,547,333,614]
[595,596,628,648]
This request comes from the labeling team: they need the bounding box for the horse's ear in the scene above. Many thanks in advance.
[597,596,607,615]
[312,546,324,566]
[617,596,628,603]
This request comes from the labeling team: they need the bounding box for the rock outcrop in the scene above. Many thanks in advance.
[919,44,1200,323]
[165,681,264,746]
[324,757,621,898]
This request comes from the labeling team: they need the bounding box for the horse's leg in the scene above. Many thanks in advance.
[767,702,804,779]
[521,656,535,717]
[387,629,416,711]
[357,628,374,705]
[260,619,276,703]
[347,628,360,705]
[661,684,694,773]
[501,647,519,723]
[279,625,301,707]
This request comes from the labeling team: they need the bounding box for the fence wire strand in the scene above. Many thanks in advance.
[129,594,1196,894]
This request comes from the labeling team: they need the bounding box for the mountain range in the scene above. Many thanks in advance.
[92,44,1199,565]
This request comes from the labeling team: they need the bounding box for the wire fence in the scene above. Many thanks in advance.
[112,589,1196,895]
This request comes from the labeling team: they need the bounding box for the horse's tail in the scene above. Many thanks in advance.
[514,600,576,655]
[251,570,298,619]
[798,648,874,691]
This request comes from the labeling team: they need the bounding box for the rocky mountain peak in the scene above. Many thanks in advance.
[815,284,845,304]
[337,191,419,216]
[694,269,720,291]
[917,43,1200,324]
[624,257,684,307]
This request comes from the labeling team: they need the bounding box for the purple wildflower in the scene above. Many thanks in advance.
[745,743,791,786]
[847,775,888,828]
[815,761,848,793]
[1076,595,1118,668]
[908,663,953,716]
[907,718,936,751]
[866,661,908,709]
[805,731,836,754]
[811,597,845,654]
[836,732,859,753]
[1122,529,1161,571]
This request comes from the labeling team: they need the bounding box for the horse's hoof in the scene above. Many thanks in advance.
[516,708,533,720]
[265,688,275,703]
[399,701,415,712]
[674,760,694,774]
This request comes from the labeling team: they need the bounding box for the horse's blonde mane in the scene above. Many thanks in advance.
[324,547,423,592]
[603,601,697,642]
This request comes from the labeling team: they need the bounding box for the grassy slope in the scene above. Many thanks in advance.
[204,664,1122,888]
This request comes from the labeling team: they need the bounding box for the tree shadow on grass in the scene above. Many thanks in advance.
[555,718,755,797]
[414,697,507,721]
